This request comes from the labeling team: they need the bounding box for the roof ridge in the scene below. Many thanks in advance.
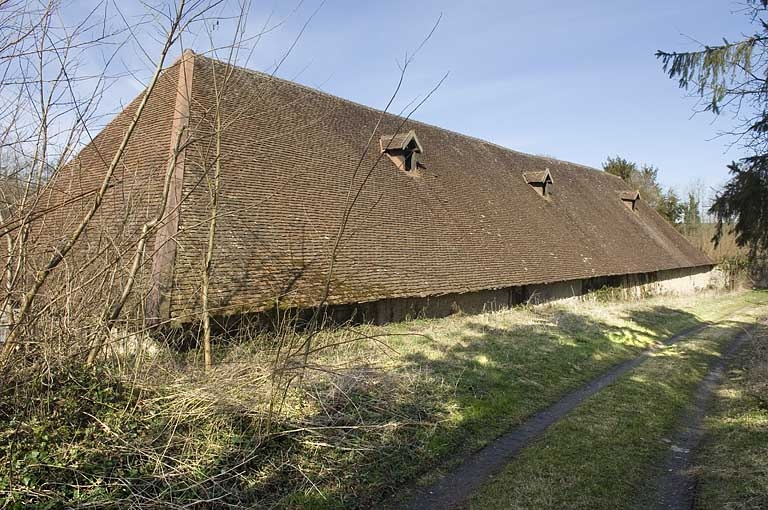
[190,51,606,176]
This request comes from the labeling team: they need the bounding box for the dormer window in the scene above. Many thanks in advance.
[381,130,423,172]
[523,169,553,197]
[619,190,641,211]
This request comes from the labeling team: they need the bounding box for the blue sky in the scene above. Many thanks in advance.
[81,0,756,200]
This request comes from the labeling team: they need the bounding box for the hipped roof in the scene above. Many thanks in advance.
[40,51,714,321]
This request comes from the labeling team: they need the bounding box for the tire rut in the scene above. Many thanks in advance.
[395,306,756,510]
[651,326,754,510]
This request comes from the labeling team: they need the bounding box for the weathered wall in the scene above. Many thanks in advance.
[329,265,719,325]
[643,266,720,296]
[526,280,583,304]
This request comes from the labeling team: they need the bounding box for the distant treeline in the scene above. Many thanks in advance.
[682,224,744,264]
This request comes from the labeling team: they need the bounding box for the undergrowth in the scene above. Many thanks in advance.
[0,290,761,509]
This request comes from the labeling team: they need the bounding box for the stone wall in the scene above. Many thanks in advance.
[645,266,721,295]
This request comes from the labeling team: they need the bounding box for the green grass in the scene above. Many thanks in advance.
[1,291,764,509]
[287,291,760,507]
[468,301,767,510]
[694,319,768,510]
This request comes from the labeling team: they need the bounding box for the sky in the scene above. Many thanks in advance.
[69,0,757,199]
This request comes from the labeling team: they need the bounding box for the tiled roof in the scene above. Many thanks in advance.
[35,52,714,321]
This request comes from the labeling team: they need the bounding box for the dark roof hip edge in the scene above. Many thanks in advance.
[146,50,195,326]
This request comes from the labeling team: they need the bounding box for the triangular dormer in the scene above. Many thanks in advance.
[523,168,553,197]
[380,130,423,172]
[619,190,641,211]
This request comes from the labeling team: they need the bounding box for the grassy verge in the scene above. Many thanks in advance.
[0,291,762,509]
[469,299,766,510]
[694,318,768,509]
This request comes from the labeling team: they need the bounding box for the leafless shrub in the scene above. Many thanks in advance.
[0,0,451,505]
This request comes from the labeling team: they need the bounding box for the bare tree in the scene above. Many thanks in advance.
[0,0,442,380]
[0,0,229,366]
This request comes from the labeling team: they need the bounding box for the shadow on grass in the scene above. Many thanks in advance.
[690,319,768,510]
[464,318,758,510]
[1,305,712,510]
[626,306,704,339]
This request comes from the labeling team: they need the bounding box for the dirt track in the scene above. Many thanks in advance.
[396,320,722,510]
[651,327,753,510]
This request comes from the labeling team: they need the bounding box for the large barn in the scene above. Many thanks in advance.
[35,51,715,326]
